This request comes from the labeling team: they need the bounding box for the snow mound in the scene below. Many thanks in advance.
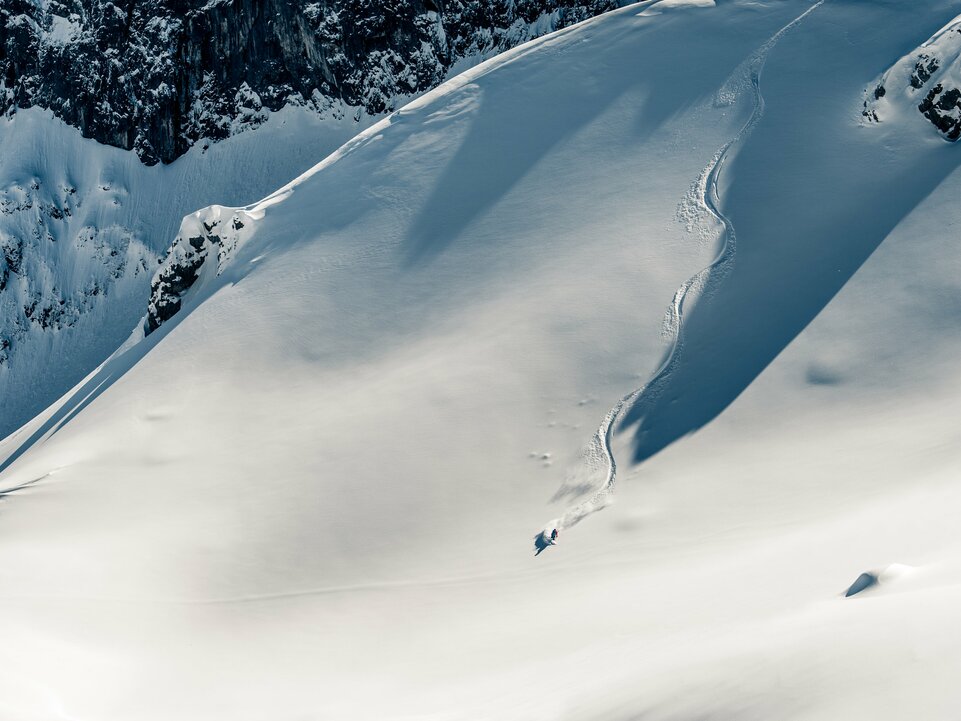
[864,16,961,140]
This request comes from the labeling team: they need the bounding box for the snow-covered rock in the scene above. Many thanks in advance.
[146,204,257,333]
[864,15,961,140]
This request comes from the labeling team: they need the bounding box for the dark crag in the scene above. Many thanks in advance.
[0,0,617,164]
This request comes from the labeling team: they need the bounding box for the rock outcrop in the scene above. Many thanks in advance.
[146,204,253,333]
[864,18,961,141]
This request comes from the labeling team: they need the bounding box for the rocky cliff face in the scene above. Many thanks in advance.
[1,0,617,164]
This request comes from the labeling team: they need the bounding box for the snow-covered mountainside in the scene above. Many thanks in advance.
[864,15,961,140]
[1,0,616,164]
[3,1,961,719]
[0,106,364,440]
[0,0,618,440]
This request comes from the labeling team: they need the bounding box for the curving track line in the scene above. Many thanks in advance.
[541,0,826,544]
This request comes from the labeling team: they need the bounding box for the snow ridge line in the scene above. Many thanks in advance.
[546,0,826,538]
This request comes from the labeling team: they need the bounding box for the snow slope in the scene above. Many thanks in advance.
[0,106,364,440]
[2,1,961,719]
[0,1,621,441]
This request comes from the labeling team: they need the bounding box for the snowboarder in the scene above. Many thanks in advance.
[534,528,559,556]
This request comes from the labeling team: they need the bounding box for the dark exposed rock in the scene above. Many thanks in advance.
[919,83,961,141]
[145,247,206,332]
[936,86,961,111]
[1,0,619,164]
[910,55,939,89]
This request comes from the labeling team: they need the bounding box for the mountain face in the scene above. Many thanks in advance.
[4,2,961,719]
[0,0,617,441]
[1,0,616,164]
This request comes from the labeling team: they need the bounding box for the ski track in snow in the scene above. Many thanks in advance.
[0,473,51,501]
[542,0,826,545]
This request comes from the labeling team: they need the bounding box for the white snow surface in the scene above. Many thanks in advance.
[638,0,715,16]
[3,1,961,719]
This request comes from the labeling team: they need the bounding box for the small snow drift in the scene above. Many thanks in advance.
[864,15,961,140]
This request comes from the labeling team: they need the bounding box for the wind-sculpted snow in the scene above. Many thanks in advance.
[864,15,961,140]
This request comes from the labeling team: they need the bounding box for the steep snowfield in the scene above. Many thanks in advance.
[0,107,364,439]
[0,1,620,441]
[2,1,961,719]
